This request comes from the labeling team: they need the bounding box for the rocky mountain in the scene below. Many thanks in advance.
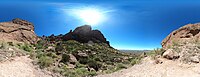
[161,23,200,63]
[0,18,39,44]
[63,25,109,45]
[45,25,110,46]
[0,18,138,77]
[162,23,200,49]
[98,23,200,77]
[34,25,137,77]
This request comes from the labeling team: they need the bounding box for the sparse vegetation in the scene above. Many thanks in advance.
[0,39,143,77]
[26,39,142,77]
[146,48,165,59]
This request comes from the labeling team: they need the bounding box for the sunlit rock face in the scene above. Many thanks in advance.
[0,18,39,44]
[161,23,200,63]
[162,23,200,49]
[63,25,110,46]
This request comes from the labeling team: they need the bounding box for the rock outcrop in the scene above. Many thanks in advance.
[162,23,200,49]
[161,23,200,63]
[46,25,110,46]
[63,25,110,45]
[162,49,179,60]
[0,18,39,44]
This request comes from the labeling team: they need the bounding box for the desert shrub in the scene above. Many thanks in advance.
[60,54,70,64]
[24,45,33,52]
[87,59,102,71]
[88,71,97,76]
[122,60,131,64]
[20,44,33,52]
[75,67,88,76]
[35,49,45,58]
[79,58,89,64]
[35,40,46,49]
[46,52,58,58]
[131,57,141,65]
[76,62,86,68]
[55,44,64,52]
[7,42,14,46]
[29,51,36,59]
[62,70,78,77]
[38,56,53,68]
[172,40,179,47]
[154,48,165,56]
[31,38,142,76]
[94,57,102,62]
[53,67,64,73]
[0,42,8,49]
[146,48,165,57]
[64,40,80,45]
[115,63,127,71]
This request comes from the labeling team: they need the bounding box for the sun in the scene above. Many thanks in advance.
[78,9,103,25]
[73,8,105,26]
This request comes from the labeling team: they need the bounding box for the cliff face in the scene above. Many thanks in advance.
[0,18,39,44]
[161,23,200,63]
[63,25,110,45]
[162,23,200,49]
[46,25,110,46]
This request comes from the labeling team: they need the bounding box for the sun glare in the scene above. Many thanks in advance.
[72,8,105,26]
[78,9,103,25]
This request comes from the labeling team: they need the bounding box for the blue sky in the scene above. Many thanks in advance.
[1,0,200,50]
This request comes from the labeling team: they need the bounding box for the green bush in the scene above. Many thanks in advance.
[75,67,88,76]
[87,59,102,71]
[146,48,165,58]
[7,42,14,46]
[20,44,33,52]
[116,63,127,71]
[88,71,97,76]
[131,58,141,65]
[79,58,89,64]
[76,62,86,68]
[0,42,8,49]
[61,54,70,64]
[35,40,45,49]
[38,56,53,68]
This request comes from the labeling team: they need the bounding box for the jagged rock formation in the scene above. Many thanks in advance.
[0,18,39,44]
[162,23,200,49]
[46,25,110,46]
[161,23,200,63]
[63,25,110,45]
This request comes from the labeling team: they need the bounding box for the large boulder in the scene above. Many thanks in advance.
[162,23,200,49]
[0,18,39,44]
[163,49,179,60]
[68,54,78,64]
[62,25,110,46]
[161,23,200,63]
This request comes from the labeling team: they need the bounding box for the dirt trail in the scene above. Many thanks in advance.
[97,57,200,77]
[0,56,52,77]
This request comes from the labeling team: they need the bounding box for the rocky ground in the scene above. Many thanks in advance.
[0,56,52,77]
[97,23,200,77]
[1,18,200,77]
[97,57,200,77]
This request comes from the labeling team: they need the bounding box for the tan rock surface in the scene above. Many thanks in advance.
[0,56,52,77]
[0,18,39,44]
[162,23,200,49]
[97,57,200,77]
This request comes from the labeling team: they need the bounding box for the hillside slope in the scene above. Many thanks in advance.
[0,19,139,77]
[97,57,200,77]
[98,23,200,77]
[0,56,52,77]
